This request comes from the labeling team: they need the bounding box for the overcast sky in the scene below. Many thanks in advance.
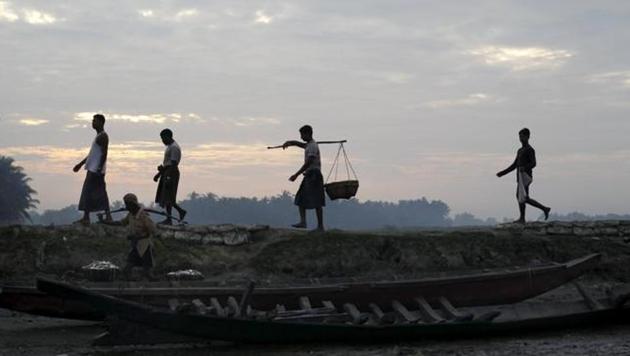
[1,1,629,219]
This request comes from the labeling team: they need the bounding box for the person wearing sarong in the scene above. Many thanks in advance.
[497,128,551,224]
[73,114,112,225]
[120,193,157,280]
[282,125,325,231]
[154,129,187,225]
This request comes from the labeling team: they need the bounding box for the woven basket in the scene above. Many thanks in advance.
[325,180,359,200]
[84,268,118,282]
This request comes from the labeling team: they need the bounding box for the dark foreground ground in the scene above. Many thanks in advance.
[2,308,630,356]
[1,222,630,354]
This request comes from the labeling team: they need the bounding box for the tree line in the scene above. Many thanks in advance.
[2,155,628,228]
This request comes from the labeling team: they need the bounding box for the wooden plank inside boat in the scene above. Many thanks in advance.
[299,296,312,311]
[437,297,473,321]
[343,303,368,325]
[210,298,226,318]
[227,296,240,317]
[415,297,444,323]
[392,300,421,323]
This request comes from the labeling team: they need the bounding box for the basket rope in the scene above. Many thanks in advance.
[325,142,358,184]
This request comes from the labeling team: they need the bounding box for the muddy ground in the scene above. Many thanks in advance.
[1,223,630,354]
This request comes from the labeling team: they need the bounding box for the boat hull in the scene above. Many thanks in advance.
[36,277,630,344]
[0,253,600,321]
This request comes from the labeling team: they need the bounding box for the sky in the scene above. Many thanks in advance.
[1,0,630,219]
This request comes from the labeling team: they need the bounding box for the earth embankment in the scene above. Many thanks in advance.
[1,221,629,282]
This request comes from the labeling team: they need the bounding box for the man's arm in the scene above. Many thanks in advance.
[290,156,315,181]
[282,140,306,149]
[497,158,517,177]
[96,134,108,174]
[73,157,87,172]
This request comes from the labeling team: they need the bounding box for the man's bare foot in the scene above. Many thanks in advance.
[543,207,551,221]
[158,218,173,226]
[291,222,306,229]
[99,215,113,224]
[72,218,90,226]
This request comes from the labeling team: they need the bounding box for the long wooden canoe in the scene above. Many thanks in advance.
[1,253,600,321]
[36,277,630,344]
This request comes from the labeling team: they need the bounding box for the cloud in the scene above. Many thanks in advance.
[231,117,281,127]
[422,93,496,109]
[586,71,630,89]
[174,9,198,21]
[18,118,49,126]
[138,8,198,22]
[22,9,56,24]
[73,112,204,124]
[365,71,414,84]
[0,2,57,24]
[0,141,300,180]
[254,10,272,24]
[469,46,573,70]
[0,1,18,22]
[138,9,154,18]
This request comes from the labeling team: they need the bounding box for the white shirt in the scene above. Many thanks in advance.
[85,131,107,174]
[163,141,182,167]
[304,140,321,172]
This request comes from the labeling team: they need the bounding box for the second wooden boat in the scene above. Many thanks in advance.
[0,253,600,321]
[36,276,630,344]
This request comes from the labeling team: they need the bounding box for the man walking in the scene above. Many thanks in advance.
[282,125,325,231]
[73,114,112,225]
[154,129,186,225]
[497,128,551,223]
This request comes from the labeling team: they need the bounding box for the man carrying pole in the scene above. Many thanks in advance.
[105,193,157,281]
[497,128,551,223]
[154,129,187,225]
[282,125,326,231]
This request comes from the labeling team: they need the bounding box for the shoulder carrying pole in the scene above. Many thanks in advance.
[267,140,347,149]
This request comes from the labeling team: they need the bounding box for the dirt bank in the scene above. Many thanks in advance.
[1,221,629,283]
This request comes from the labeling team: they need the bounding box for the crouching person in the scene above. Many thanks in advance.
[120,193,157,281]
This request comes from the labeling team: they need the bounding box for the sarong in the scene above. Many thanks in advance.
[517,170,533,204]
[127,238,154,268]
[155,166,180,207]
[294,170,326,209]
[78,171,110,212]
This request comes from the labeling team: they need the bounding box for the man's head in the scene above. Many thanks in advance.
[519,128,530,144]
[123,193,140,213]
[299,125,313,142]
[92,114,106,130]
[160,129,174,145]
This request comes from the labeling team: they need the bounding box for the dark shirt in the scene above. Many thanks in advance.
[516,145,536,177]
[502,144,537,179]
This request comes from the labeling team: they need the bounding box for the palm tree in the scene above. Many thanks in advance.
[0,156,38,224]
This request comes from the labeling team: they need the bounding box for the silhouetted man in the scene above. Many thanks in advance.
[283,125,325,231]
[73,114,112,225]
[154,129,186,225]
[497,128,551,223]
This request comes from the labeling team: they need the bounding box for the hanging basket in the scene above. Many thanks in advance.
[325,180,359,200]
[325,142,359,200]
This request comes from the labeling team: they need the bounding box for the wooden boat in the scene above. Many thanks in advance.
[1,253,600,321]
[36,277,630,344]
